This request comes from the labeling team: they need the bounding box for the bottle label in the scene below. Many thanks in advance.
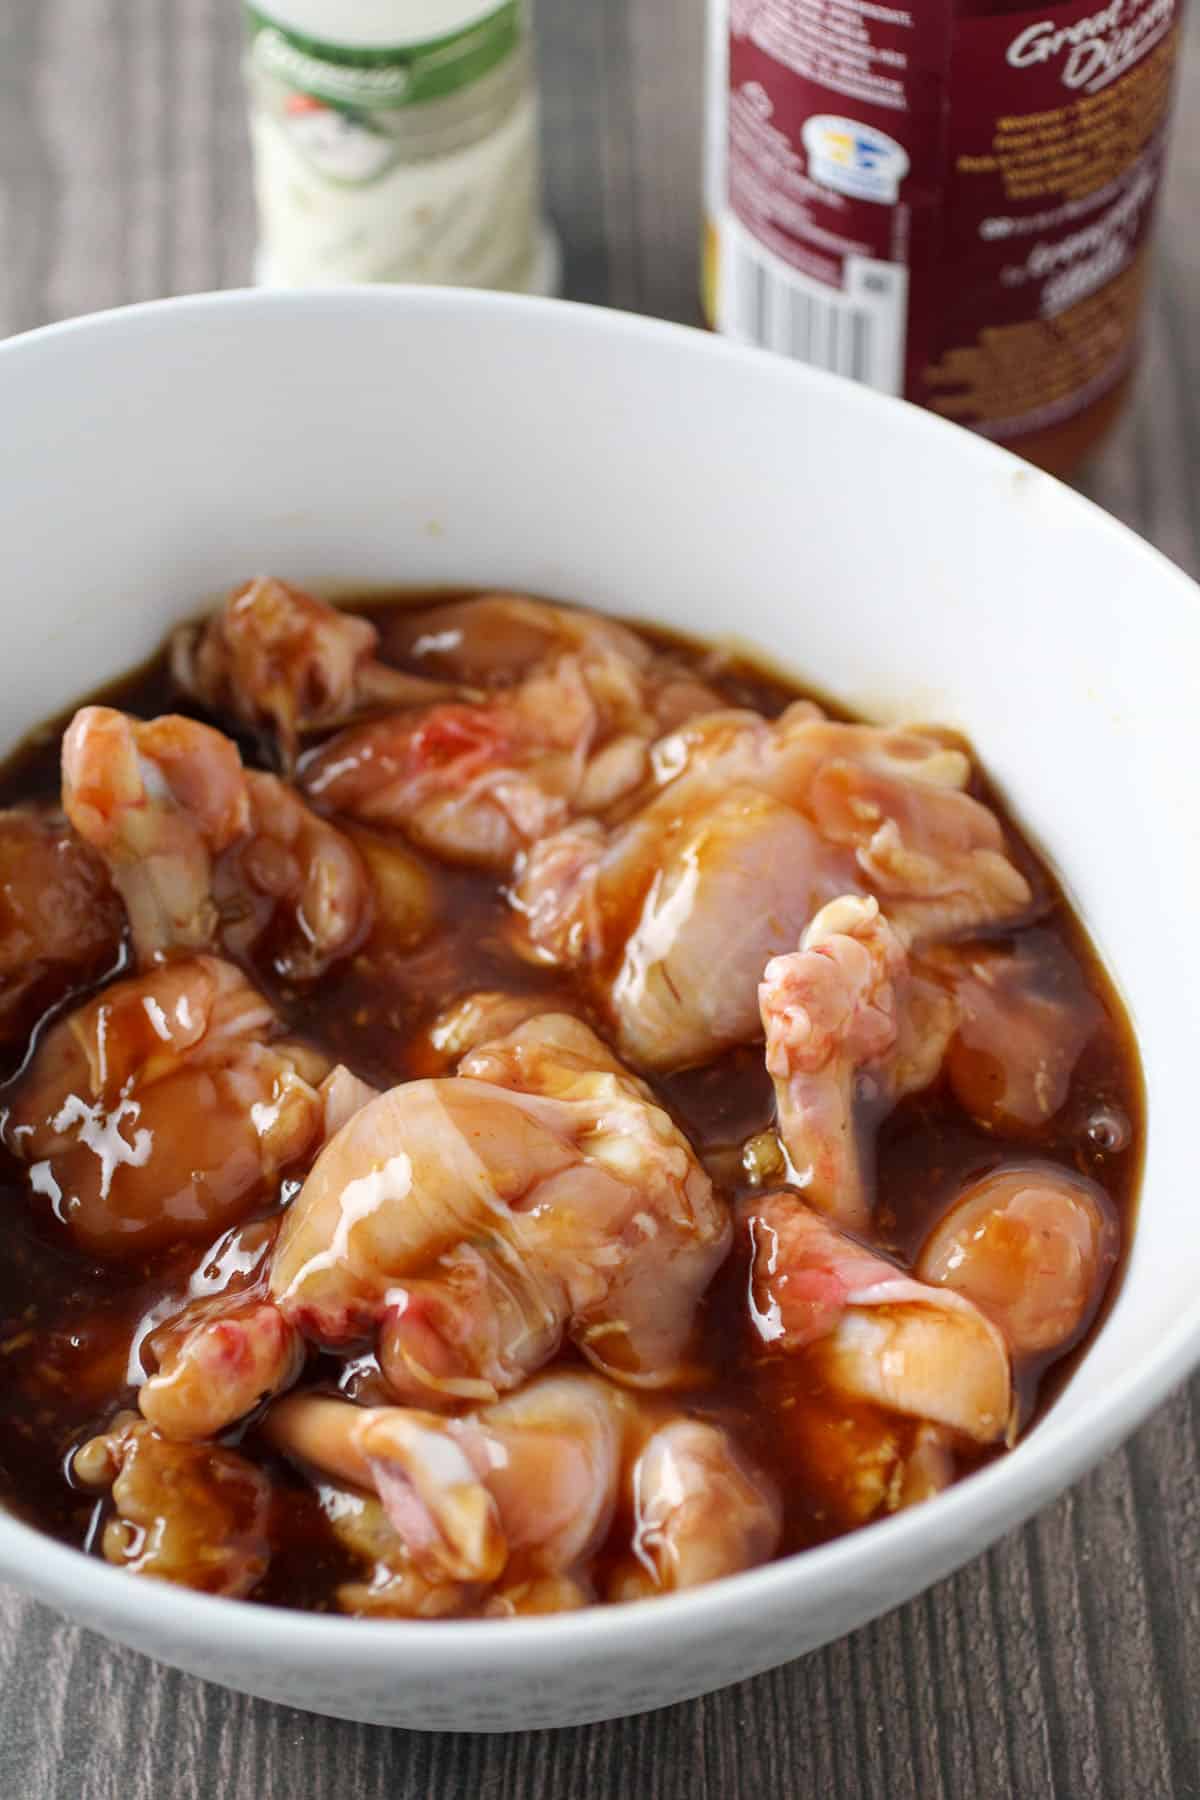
[707,0,1183,443]
[246,4,520,116]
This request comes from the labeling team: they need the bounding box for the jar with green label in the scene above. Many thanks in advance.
[243,0,558,292]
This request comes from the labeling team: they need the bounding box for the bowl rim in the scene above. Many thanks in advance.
[0,283,1195,1664]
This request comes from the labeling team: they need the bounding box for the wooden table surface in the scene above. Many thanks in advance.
[1,4,1198,1795]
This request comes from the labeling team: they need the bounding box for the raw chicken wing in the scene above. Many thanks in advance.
[608,1417,782,1600]
[3,957,329,1253]
[267,1373,780,1611]
[744,1191,1011,1442]
[514,706,1030,1071]
[923,937,1102,1133]
[301,596,723,869]
[917,1163,1117,1356]
[266,1374,626,1586]
[0,809,123,1043]
[383,591,722,733]
[269,1013,730,1401]
[135,1070,379,1439]
[140,1296,305,1442]
[171,577,461,765]
[62,705,371,977]
[72,1414,271,1597]
[759,896,956,1229]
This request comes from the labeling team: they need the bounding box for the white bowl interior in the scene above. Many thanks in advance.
[0,290,1195,1728]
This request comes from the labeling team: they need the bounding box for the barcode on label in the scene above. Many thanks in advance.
[719,223,908,397]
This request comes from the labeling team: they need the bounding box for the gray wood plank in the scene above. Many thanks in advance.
[0,3,58,338]
[0,2,1198,1796]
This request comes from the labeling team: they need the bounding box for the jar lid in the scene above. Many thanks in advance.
[249,0,512,51]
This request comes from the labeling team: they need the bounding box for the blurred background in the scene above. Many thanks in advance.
[0,4,704,330]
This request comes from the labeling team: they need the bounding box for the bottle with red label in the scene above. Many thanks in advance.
[702,0,1185,475]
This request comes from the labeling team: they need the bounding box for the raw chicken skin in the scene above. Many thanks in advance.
[744,1191,1012,1443]
[62,705,371,977]
[384,592,724,734]
[513,706,1031,1071]
[609,1418,783,1600]
[923,937,1103,1134]
[267,1376,626,1586]
[382,592,655,686]
[266,1374,780,1610]
[135,1070,379,1440]
[2,957,330,1253]
[140,1295,305,1443]
[171,577,462,766]
[300,595,723,870]
[269,1012,731,1401]
[302,698,576,868]
[917,1163,1117,1357]
[759,896,957,1229]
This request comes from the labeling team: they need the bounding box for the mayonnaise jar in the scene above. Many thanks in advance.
[244,0,558,292]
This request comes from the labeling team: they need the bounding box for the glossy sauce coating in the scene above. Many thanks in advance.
[0,593,1144,1608]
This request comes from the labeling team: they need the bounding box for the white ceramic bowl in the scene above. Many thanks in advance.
[0,290,1195,1731]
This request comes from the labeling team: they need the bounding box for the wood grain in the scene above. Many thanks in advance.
[1,3,1198,1794]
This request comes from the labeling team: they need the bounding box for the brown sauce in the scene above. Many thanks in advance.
[0,592,1144,1606]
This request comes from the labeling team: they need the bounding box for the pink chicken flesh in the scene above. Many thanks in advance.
[744,1190,1012,1443]
[265,1373,780,1613]
[62,705,371,977]
[513,706,1032,1071]
[268,1012,731,1404]
[917,1163,1117,1357]
[759,895,958,1230]
[299,593,723,870]
[170,576,462,766]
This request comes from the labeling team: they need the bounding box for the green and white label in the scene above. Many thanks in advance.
[245,2,521,110]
